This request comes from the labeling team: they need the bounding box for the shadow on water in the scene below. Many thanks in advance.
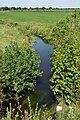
[32,36,56,107]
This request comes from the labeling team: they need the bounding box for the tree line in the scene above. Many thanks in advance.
[0,6,79,11]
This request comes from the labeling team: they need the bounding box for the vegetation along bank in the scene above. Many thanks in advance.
[0,10,80,119]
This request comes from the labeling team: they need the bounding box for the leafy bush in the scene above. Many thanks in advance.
[0,42,41,102]
[50,13,80,104]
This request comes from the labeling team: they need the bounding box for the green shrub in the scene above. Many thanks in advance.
[0,43,41,102]
[50,13,80,104]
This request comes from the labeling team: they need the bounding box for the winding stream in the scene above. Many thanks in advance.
[32,37,56,106]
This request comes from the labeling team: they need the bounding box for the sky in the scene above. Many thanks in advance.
[0,0,80,8]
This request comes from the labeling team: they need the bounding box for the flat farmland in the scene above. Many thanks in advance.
[0,10,74,26]
[0,10,78,50]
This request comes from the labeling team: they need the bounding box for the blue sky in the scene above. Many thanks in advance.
[0,0,80,8]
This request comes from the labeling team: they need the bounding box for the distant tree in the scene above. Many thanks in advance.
[22,7,28,10]
[35,7,39,10]
[10,7,16,10]
[3,6,9,11]
[17,7,21,10]
[55,8,59,10]
[49,7,52,10]
[42,7,46,10]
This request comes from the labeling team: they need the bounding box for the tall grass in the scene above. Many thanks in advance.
[1,97,53,120]
[0,20,35,51]
[56,105,80,120]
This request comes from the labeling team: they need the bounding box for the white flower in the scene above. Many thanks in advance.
[69,106,72,109]
[56,106,62,112]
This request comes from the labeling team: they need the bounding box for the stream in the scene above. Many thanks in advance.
[32,36,56,106]
[22,36,56,109]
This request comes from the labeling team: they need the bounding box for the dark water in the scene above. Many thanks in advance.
[32,37,56,106]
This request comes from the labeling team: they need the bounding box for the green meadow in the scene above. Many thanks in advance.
[0,10,74,50]
[0,10,73,26]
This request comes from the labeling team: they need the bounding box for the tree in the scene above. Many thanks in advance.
[2,6,9,11]
[42,7,46,10]
[10,7,17,10]
[49,7,52,10]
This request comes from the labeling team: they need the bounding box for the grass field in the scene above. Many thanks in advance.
[0,10,77,50]
[0,20,35,50]
[0,10,74,26]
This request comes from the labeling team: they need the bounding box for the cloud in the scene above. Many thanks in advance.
[0,0,80,8]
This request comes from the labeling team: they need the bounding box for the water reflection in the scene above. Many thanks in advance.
[32,37,56,105]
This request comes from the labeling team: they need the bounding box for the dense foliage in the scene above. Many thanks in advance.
[0,43,41,102]
[1,10,80,119]
[50,13,80,104]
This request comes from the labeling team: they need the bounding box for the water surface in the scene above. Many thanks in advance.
[32,37,55,105]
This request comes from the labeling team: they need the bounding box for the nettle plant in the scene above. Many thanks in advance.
[50,40,80,104]
[0,42,41,102]
[50,13,80,104]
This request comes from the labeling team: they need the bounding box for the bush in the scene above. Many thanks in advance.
[0,42,41,102]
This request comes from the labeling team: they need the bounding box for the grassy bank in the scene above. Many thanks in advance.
[0,10,77,50]
[0,20,36,51]
[0,10,75,50]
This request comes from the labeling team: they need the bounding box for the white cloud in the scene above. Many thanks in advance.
[0,0,80,8]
